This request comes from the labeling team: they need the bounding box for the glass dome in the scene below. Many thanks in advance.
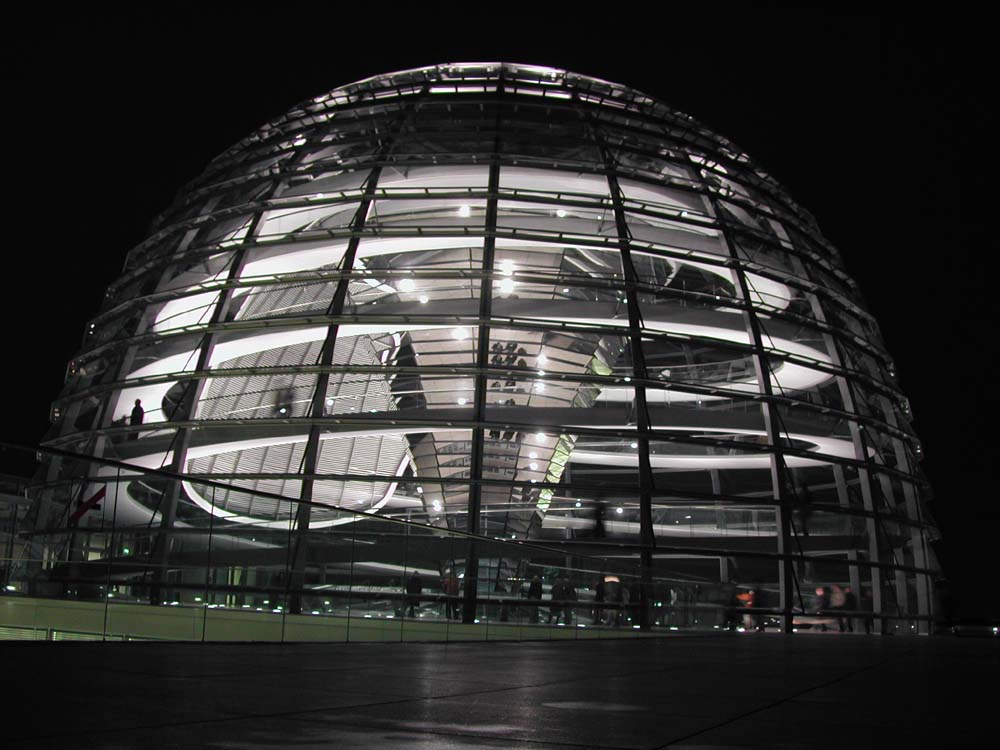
[33,63,939,634]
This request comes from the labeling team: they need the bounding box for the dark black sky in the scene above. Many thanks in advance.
[0,3,992,619]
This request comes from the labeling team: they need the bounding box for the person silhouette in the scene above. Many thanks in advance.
[593,501,606,538]
[129,399,144,440]
[405,571,423,617]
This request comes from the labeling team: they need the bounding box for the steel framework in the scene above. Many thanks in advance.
[30,63,939,634]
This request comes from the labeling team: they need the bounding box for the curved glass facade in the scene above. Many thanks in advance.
[21,63,938,637]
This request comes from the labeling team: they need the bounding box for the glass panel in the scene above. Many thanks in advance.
[377,164,489,191]
[605,141,701,190]
[229,278,339,322]
[641,336,758,396]
[499,165,610,197]
[257,199,362,239]
[494,239,623,281]
[8,438,935,642]
[618,176,707,214]
[624,209,725,255]
[273,167,371,198]
[497,198,616,237]
[367,197,487,230]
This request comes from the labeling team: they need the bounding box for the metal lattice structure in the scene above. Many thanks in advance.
[35,62,939,633]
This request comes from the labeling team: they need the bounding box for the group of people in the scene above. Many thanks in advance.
[721,588,768,631]
[591,576,631,626]
[398,569,462,619]
[813,584,859,633]
[546,576,577,625]
[725,584,866,633]
[396,571,638,627]
[398,573,874,635]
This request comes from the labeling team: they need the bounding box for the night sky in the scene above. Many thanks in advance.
[1,4,992,621]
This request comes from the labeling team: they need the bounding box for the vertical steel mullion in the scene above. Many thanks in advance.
[286,93,428,614]
[879,396,930,631]
[152,123,353,605]
[588,119,656,630]
[828,345,903,631]
[782,237,885,629]
[50,191,226,597]
[148,199,275,605]
[852,405,901,631]
[286,164,384,614]
[462,88,503,625]
[85,195,225,449]
[701,191,797,633]
[895,452,932,632]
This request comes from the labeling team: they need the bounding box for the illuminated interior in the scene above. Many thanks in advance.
[30,63,939,634]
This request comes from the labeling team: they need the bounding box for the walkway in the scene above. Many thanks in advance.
[5,634,995,748]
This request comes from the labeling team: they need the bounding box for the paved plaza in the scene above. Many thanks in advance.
[5,634,996,748]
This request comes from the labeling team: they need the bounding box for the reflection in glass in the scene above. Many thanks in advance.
[23,63,938,640]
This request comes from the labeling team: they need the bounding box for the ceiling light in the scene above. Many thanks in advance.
[458,204,471,217]
[398,278,415,292]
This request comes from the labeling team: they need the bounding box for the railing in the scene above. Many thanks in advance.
[0,443,926,641]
